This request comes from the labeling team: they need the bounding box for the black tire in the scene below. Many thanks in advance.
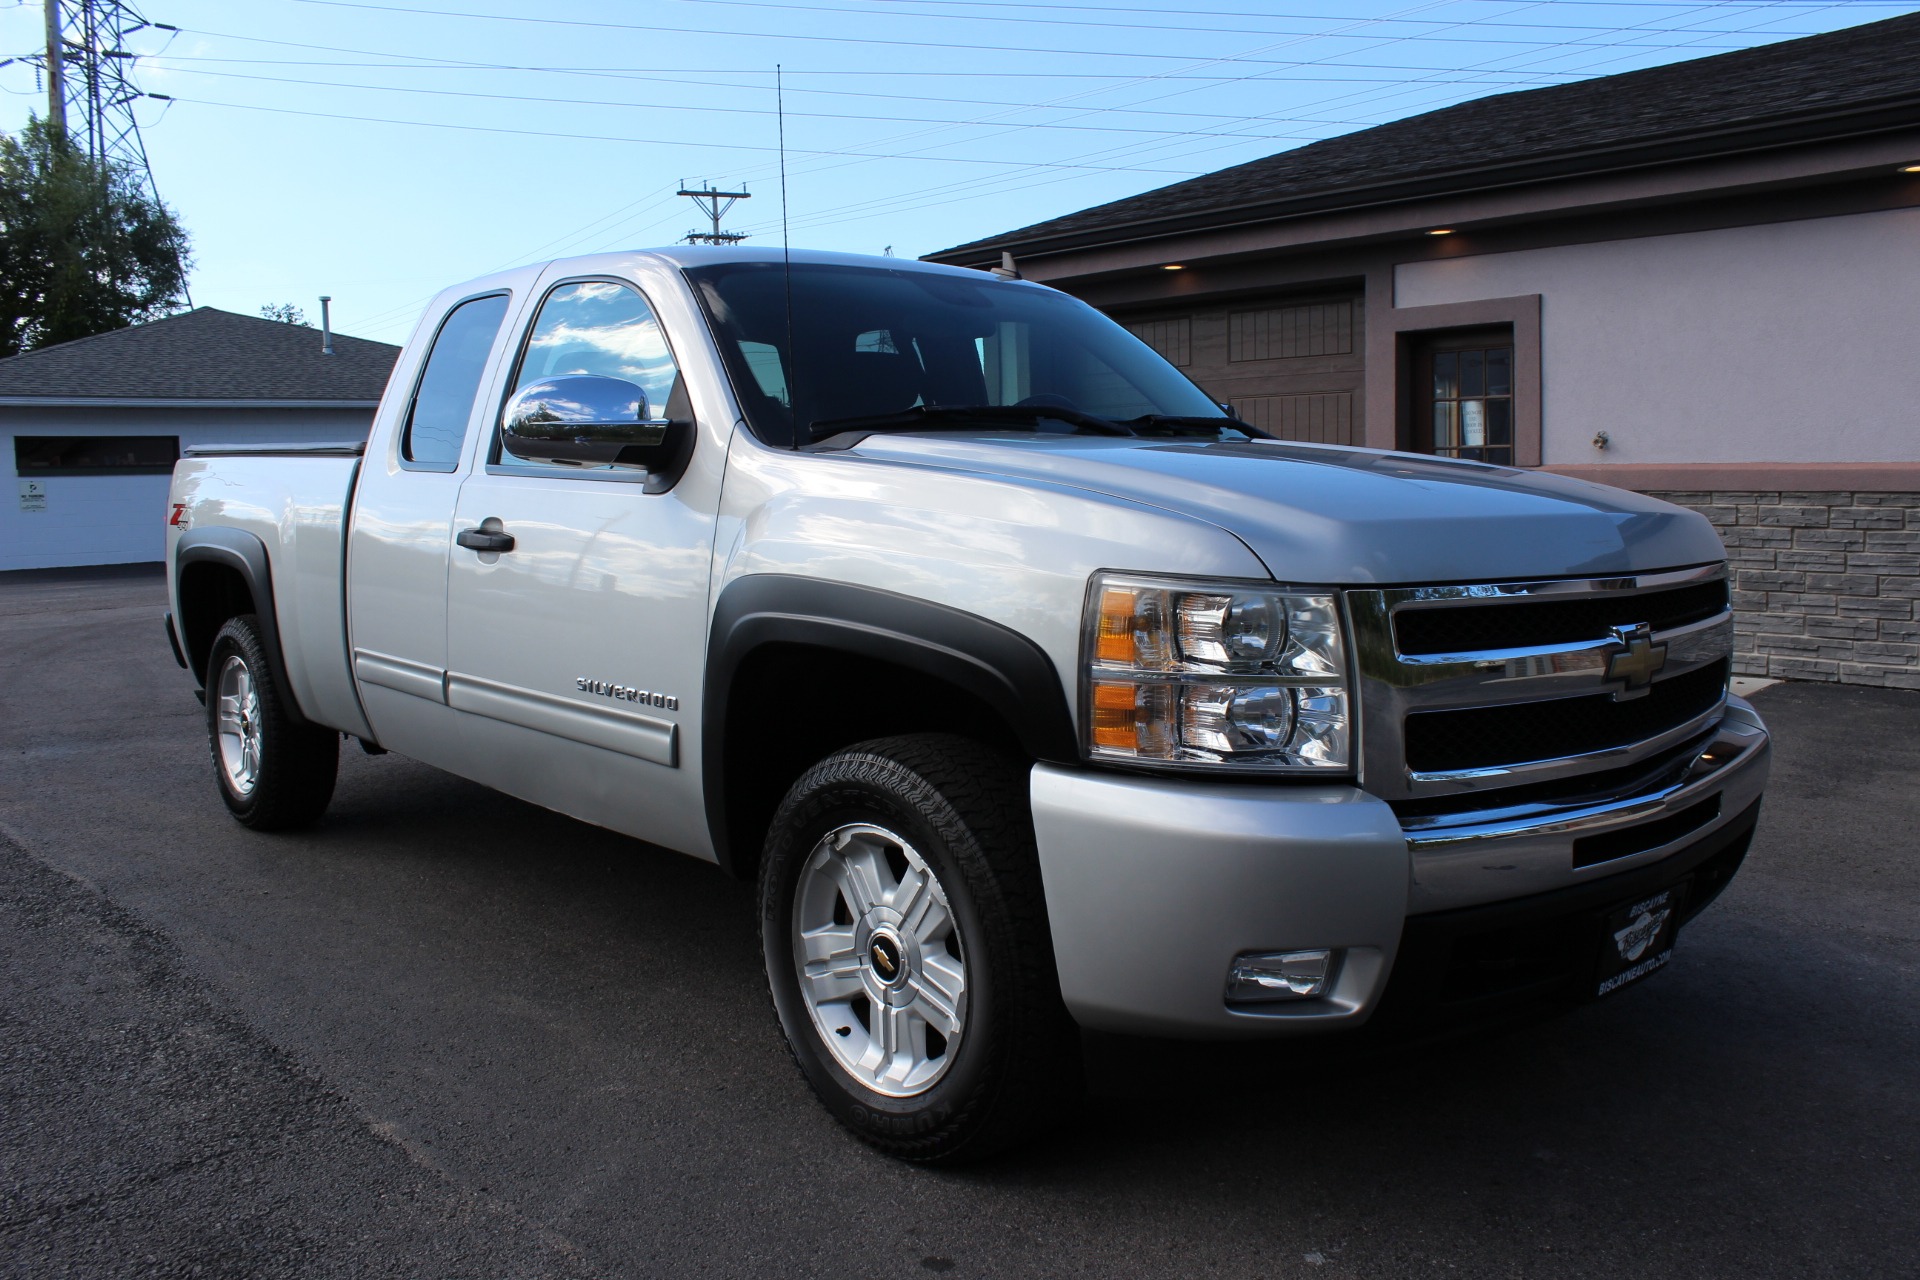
[759,733,1081,1163]
[204,614,338,830]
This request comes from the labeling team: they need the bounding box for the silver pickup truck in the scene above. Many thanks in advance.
[164,247,1769,1161]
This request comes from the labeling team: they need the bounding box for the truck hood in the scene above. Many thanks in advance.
[841,434,1723,585]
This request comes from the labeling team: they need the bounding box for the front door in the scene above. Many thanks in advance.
[441,275,718,858]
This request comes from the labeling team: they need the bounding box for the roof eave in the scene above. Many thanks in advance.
[924,93,1920,267]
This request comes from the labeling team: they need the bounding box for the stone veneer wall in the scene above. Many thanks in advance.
[1648,490,1920,689]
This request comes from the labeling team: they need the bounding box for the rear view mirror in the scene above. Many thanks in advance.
[501,375,687,470]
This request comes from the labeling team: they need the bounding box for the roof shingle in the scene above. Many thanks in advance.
[930,11,1920,262]
[0,307,400,402]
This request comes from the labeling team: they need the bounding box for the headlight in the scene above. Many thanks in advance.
[1082,573,1350,771]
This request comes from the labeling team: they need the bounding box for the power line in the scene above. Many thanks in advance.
[89,0,1903,339]
[156,23,1609,82]
[786,0,1845,33]
[154,94,1206,173]
[277,0,1797,64]
[139,63,1374,141]
[733,0,1867,238]
[138,53,1588,113]
[644,0,1828,45]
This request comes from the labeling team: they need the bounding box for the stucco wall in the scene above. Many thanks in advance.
[1392,206,1920,466]
[2,406,371,572]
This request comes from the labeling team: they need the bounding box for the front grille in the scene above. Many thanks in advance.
[1404,659,1728,773]
[1394,579,1727,656]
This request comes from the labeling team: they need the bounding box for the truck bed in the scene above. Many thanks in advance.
[168,449,372,741]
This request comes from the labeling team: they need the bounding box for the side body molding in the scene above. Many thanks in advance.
[703,574,1079,876]
[173,526,311,728]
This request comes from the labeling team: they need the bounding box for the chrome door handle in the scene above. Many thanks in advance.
[456,528,515,553]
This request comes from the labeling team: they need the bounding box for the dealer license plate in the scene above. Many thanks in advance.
[1594,885,1684,998]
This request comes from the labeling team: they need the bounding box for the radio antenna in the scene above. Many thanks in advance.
[778,64,799,450]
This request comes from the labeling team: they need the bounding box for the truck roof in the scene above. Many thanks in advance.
[435,245,1008,305]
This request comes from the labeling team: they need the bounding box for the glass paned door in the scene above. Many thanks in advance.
[1419,334,1514,464]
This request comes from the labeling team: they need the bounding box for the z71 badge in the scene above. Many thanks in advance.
[577,678,678,711]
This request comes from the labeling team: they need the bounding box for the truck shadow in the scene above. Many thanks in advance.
[291,750,1905,1275]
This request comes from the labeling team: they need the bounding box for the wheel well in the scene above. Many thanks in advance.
[177,562,255,683]
[720,643,1027,882]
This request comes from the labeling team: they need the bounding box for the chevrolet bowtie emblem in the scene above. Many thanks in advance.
[1604,623,1668,699]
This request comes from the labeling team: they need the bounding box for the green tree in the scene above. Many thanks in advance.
[259,303,310,326]
[0,116,191,358]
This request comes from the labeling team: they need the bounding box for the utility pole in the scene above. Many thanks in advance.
[677,181,751,245]
[43,0,67,136]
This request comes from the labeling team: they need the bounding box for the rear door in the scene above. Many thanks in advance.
[346,286,522,759]
[438,271,721,858]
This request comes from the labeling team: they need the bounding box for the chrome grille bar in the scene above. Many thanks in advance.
[1347,564,1732,802]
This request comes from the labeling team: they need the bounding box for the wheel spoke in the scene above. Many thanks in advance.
[907,897,951,946]
[909,952,965,1034]
[874,1001,921,1087]
[828,837,891,916]
[890,862,928,921]
[216,693,244,736]
[798,925,863,1002]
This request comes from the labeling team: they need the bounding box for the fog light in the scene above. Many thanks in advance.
[1227,949,1333,1002]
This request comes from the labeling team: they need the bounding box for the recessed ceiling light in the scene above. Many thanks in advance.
[1426,228,1455,236]
[1163,263,1185,270]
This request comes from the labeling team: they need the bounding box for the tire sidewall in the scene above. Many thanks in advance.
[206,621,269,821]
[761,759,1007,1149]
[203,614,336,830]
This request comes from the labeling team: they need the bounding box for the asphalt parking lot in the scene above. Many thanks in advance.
[1,567,1915,1279]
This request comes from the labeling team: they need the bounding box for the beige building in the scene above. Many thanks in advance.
[929,13,1920,689]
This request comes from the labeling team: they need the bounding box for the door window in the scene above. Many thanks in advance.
[402,293,511,468]
[511,280,681,419]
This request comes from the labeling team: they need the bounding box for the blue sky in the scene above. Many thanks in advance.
[3,0,1913,344]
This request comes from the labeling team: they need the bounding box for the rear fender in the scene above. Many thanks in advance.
[175,527,312,728]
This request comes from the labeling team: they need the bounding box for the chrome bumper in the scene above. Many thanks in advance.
[1401,694,1770,913]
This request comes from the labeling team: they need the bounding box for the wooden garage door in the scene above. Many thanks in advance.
[1119,292,1365,446]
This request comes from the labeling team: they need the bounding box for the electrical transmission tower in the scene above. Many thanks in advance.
[16,0,174,203]
[677,182,751,245]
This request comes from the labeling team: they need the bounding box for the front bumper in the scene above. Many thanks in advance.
[1030,699,1770,1038]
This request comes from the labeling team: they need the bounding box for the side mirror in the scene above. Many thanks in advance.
[501,374,686,470]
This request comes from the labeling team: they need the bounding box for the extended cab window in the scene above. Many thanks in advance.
[403,293,511,468]
[510,280,680,417]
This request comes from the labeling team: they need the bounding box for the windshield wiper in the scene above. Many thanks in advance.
[807,403,1135,443]
[1116,414,1270,438]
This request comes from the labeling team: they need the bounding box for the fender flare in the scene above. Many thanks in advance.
[174,526,312,728]
[703,574,1078,876]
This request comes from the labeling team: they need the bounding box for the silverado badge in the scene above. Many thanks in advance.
[577,677,678,711]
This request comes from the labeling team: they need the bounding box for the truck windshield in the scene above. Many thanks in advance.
[683,261,1230,447]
